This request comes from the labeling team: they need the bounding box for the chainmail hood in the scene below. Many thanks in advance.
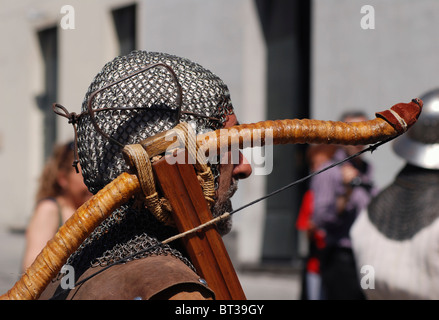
[367,164,439,240]
[77,50,234,194]
[62,51,235,285]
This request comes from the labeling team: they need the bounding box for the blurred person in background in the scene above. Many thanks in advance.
[297,144,336,300]
[22,141,92,271]
[310,111,377,300]
[351,88,439,299]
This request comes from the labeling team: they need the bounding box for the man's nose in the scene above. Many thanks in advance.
[232,152,252,180]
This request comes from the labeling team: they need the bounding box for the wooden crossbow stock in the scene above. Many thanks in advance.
[0,98,422,300]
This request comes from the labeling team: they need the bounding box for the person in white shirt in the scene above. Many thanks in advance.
[351,88,439,299]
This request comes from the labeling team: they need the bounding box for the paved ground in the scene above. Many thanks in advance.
[0,226,301,300]
[238,269,300,300]
[0,227,25,295]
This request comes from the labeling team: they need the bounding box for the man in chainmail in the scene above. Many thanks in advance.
[350,88,439,299]
[40,51,252,300]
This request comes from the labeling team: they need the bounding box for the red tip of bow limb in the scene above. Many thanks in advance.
[375,98,423,133]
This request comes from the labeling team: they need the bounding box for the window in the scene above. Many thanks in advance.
[37,26,58,160]
[255,0,311,263]
[112,4,137,55]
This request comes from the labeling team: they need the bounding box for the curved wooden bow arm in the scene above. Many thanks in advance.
[0,173,141,300]
[195,98,423,156]
[0,98,422,300]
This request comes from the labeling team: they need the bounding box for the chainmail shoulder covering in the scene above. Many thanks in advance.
[64,51,234,281]
[65,200,195,279]
[367,164,439,240]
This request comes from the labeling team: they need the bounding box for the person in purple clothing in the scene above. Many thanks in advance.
[310,111,377,300]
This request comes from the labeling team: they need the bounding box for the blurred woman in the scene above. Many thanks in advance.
[22,141,92,271]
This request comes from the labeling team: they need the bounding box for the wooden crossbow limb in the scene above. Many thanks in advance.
[0,98,422,300]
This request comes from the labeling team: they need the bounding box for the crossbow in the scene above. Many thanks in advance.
[0,98,422,300]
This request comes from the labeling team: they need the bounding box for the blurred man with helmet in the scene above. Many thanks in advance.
[351,88,439,299]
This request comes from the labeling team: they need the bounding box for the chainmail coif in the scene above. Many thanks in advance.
[64,51,235,280]
[367,164,439,240]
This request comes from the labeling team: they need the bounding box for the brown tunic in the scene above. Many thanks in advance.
[39,255,214,300]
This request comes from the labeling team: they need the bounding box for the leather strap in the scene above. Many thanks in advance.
[376,98,423,133]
